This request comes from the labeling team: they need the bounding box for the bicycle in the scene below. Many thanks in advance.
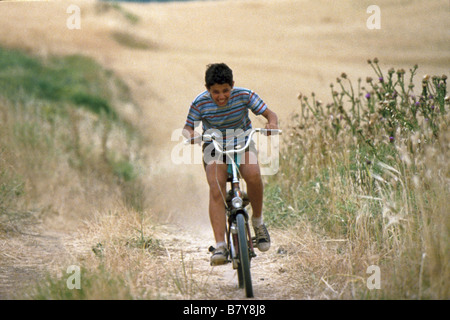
[185,128,282,298]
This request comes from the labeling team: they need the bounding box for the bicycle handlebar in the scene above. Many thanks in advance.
[183,128,282,155]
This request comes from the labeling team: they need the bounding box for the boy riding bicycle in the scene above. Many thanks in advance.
[182,63,279,265]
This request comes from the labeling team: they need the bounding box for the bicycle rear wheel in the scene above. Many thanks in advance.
[236,213,253,298]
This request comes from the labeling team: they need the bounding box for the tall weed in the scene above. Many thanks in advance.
[265,59,449,298]
[0,47,147,228]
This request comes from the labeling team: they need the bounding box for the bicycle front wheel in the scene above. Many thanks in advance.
[236,213,253,298]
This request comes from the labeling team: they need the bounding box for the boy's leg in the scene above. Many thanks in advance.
[239,150,271,252]
[205,161,229,265]
[205,161,228,244]
[239,151,263,218]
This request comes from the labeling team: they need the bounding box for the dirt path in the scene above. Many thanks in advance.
[0,218,308,300]
[0,223,74,299]
[151,223,307,300]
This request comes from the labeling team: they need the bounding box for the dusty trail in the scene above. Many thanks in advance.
[0,215,310,299]
[0,225,74,299]
[0,0,448,299]
[150,223,310,299]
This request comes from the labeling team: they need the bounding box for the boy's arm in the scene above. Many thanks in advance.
[261,108,278,130]
[182,124,195,139]
[182,124,201,144]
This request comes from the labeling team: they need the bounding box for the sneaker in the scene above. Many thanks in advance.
[253,224,271,252]
[210,245,229,266]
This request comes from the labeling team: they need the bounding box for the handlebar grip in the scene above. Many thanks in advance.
[259,129,282,135]
[184,136,203,145]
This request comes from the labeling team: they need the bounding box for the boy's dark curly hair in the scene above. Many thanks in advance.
[205,63,234,89]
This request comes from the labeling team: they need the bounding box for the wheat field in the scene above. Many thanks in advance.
[0,0,448,300]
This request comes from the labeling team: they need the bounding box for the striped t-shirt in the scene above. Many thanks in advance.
[185,87,267,141]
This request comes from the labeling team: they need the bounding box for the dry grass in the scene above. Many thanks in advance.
[264,60,449,299]
[36,208,225,300]
[28,207,367,300]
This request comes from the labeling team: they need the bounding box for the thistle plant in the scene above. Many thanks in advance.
[297,58,448,158]
[266,59,449,298]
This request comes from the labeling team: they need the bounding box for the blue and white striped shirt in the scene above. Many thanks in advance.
[185,87,267,140]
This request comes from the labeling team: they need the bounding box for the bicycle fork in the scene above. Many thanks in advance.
[227,210,257,269]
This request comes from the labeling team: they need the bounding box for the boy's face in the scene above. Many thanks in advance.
[207,82,234,107]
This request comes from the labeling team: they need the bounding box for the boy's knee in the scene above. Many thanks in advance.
[245,173,262,186]
[206,168,226,192]
[209,187,223,201]
[241,164,261,183]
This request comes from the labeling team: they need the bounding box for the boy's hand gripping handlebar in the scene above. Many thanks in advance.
[183,128,282,150]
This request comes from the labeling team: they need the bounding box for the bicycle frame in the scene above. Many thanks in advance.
[185,128,282,297]
[203,128,279,215]
[206,129,281,296]
[193,128,281,212]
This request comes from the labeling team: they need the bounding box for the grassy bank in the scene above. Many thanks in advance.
[0,46,201,300]
[0,46,147,232]
[264,59,449,299]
